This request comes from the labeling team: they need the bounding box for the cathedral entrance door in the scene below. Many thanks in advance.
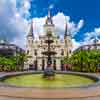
[53,60,56,70]
[34,60,38,70]
[42,59,45,70]
[61,60,64,71]
[29,64,34,70]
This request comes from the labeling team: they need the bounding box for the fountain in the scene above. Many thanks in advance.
[0,31,98,88]
[42,31,56,79]
[0,28,98,88]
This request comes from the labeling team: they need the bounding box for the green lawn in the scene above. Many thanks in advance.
[2,74,96,88]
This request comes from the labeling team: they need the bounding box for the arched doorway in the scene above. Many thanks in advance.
[29,64,34,70]
[34,60,38,70]
[60,60,64,71]
[53,59,56,70]
[42,59,45,70]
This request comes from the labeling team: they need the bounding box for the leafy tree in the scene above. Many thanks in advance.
[62,49,100,72]
[0,53,27,72]
[69,50,100,72]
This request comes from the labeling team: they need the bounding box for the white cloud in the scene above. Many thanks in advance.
[84,27,100,45]
[32,12,84,41]
[1,0,100,52]
[72,39,81,51]
[31,12,84,50]
[95,28,100,34]
[77,20,84,30]
[70,20,84,37]
[0,0,84,50]
[53,13,84,37]
[0,0,30,48]
[32,17,46,37]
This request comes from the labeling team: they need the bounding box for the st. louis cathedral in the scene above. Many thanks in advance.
[24,8,72,70]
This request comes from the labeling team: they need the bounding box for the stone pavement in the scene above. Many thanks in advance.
[0,86,100,100]
[0,72,100,100]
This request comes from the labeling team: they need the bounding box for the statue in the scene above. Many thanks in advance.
[43,63,55,79]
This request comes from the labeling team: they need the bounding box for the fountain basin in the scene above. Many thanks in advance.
[0,72,99,88]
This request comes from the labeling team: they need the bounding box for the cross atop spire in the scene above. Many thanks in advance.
[27,20,34,38]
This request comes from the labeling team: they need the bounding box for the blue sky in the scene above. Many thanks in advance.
[29,0,99,26]
[29,0,99,41]
[0,0,100,49]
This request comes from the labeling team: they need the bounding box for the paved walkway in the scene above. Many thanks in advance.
[0,72,100,100]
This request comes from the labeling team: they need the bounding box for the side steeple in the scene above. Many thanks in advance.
[27,20,34,38]
[25,20,34,70]
[64,20,72,57]
[26,20,34,53]
[64,22,70,38]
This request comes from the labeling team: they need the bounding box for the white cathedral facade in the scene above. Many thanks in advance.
[24,8,72,70]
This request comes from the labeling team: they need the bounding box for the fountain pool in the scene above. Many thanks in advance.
[0,73,98,88]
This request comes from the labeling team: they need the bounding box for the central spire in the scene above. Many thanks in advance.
[45,6,53,25]
[48,6,51,18]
